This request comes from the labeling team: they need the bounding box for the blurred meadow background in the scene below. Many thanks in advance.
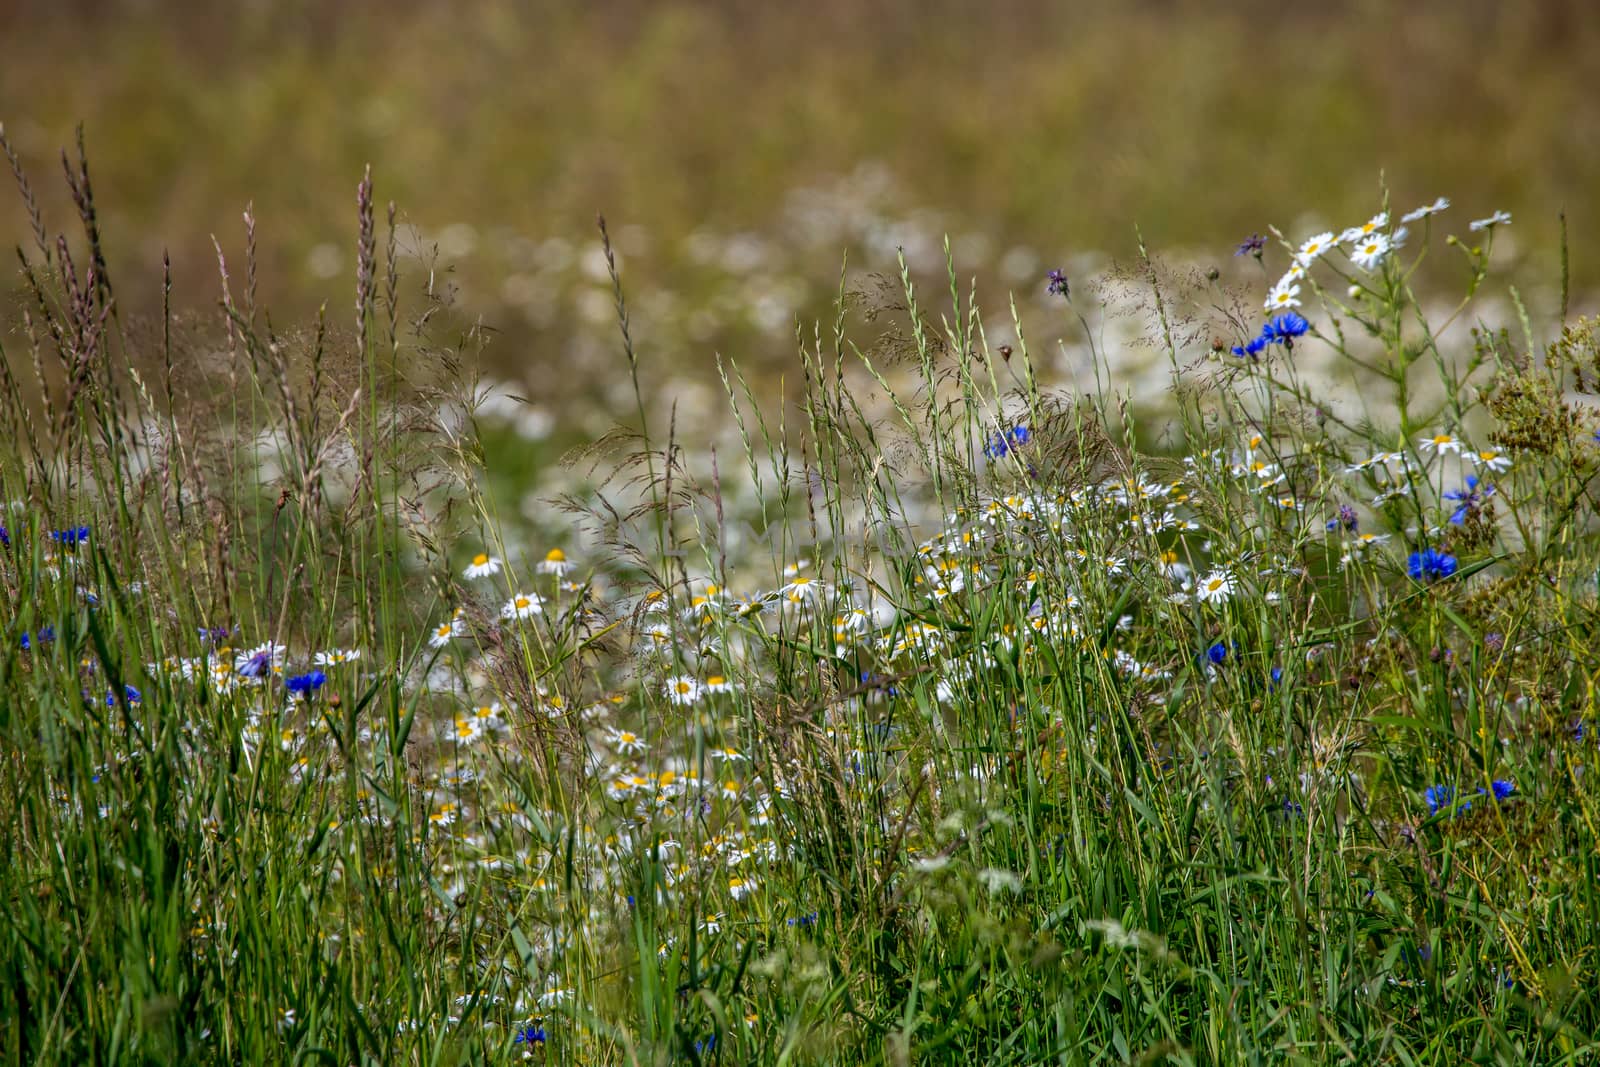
[5,0,1599,437]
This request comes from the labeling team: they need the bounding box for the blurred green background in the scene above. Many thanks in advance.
[3,0,1598,421]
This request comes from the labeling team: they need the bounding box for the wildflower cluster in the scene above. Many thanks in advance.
[4,162,1596,1063]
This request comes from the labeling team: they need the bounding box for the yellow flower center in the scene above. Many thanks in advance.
[545,548,566,562]
[472,553,489,566]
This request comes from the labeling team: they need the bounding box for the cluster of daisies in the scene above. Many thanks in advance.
[1259,197,1510,323]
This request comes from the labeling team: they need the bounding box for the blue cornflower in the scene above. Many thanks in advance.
[1443,475,1493,525]
[1046,269,1070,298]
[237,646,277,679]
[1235,233,1267,258]
[513,1023,547,1045]
[1230,333,1270,359]
[49,525,91,548]
[1264,312,1310,345]
[106,685,141,707]
[984,425,1032,460]
[0,525,9,547]
[1235,312,1312,359]
[694,1034,718,1055]
[787,911,819,928]
[285,670,327,696]
[1402,942,1434,966]
[1425,784,1471,817]
[860,671,899,698]
[22,625,57,650]
[1478,779,1514,802]
[1204,641,1231,666]
[1408,547,1458,582]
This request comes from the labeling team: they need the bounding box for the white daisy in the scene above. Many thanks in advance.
[662,676,704,706]
[1349,232,1392,271]
[470,702,505,729]
[537,980,572,1009]
[1418,432,1463,455]
[1470,210,1512,232]
[428,618,463,648]
[449,717,485,745]
[1295,232,1336,266]
[313,648,362,667]
[1338,212,1389,245]
[1196,568,1237,604]
[1264,278,1302,312]
[463,552,502,580]
[1401,197,1449,223]
[780,574,824,603]
[500,593,543,620]
[604,727,648,756]
[835,607,872,634]
[536,548,575,576]
[1471,449,1512,473]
